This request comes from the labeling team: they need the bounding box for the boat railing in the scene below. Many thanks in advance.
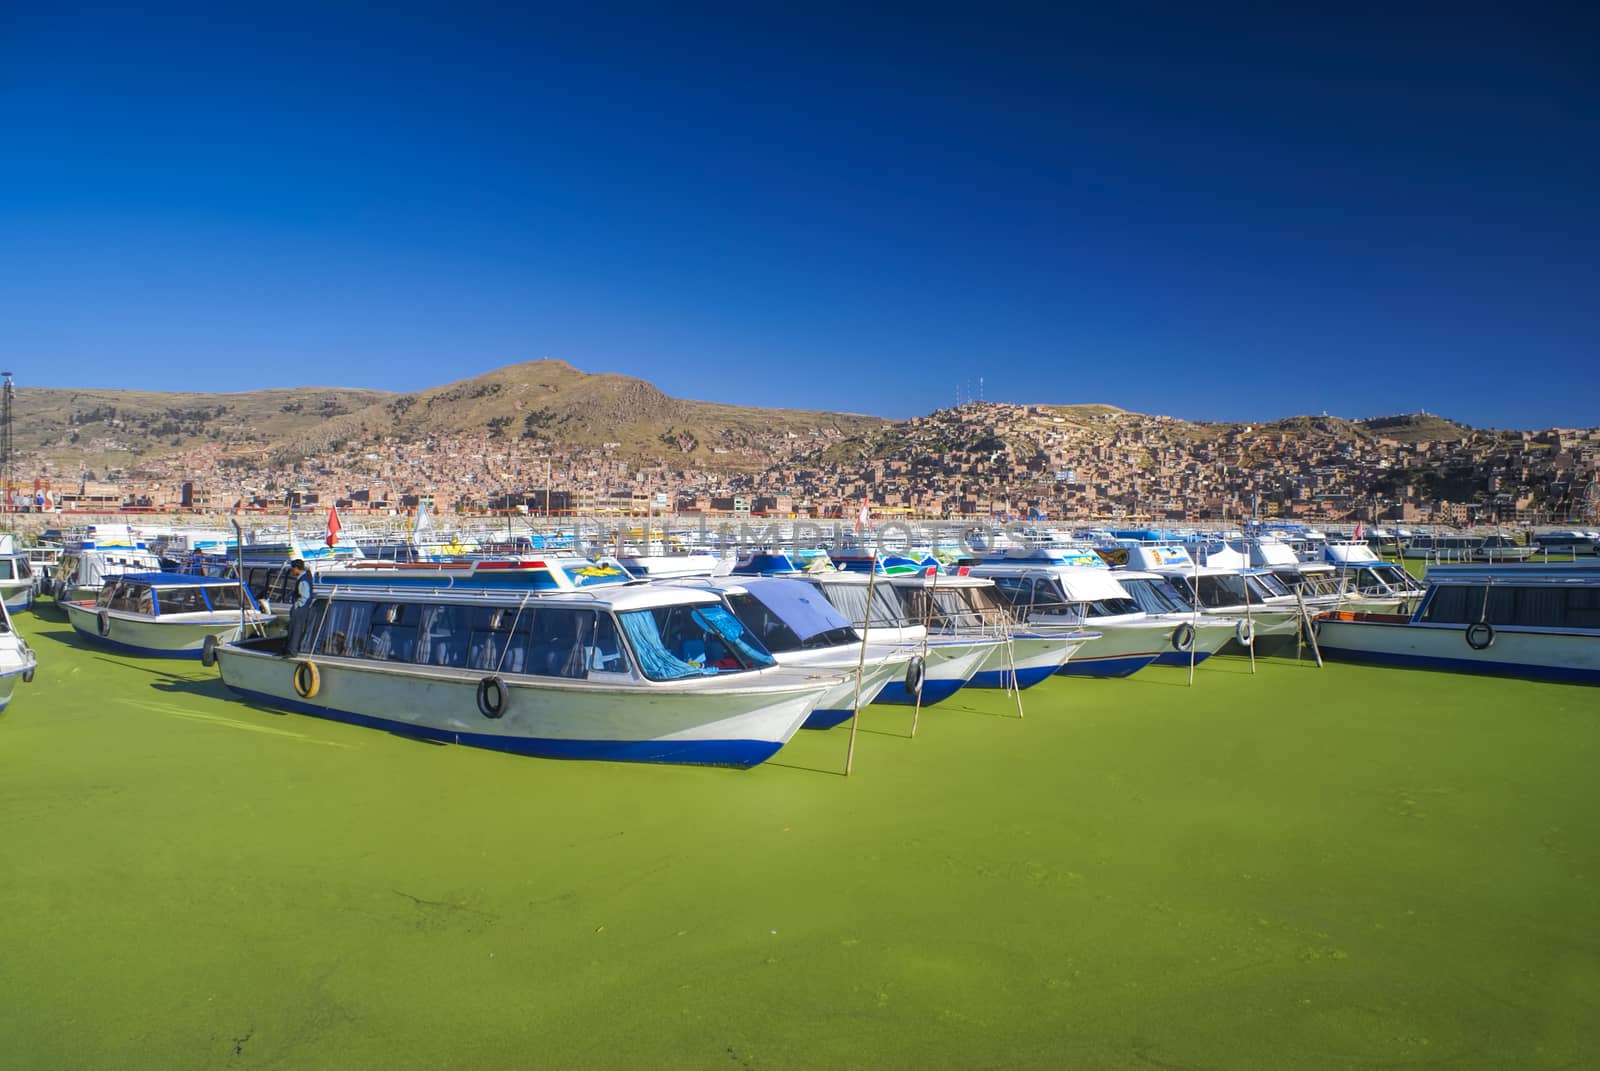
[318,582,608,604]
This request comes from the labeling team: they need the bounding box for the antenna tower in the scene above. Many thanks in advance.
[0,372,12,517]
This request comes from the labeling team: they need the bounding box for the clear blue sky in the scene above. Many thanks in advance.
[3,6,1596,428]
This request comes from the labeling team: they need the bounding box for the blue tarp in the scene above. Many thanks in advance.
[741,578,852,643]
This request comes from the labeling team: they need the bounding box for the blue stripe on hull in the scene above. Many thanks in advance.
[1152,650,1216,668]
[1054,654,1159,678]
[1317,647,1600,686]
[967,665,1057,690]
[803,707,856,730]
[223,684,783,767]
[873,677,967,706]
[69,627,202,659]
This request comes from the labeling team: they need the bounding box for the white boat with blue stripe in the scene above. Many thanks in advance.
[668,574,918,729]
[211,559,841,768]
[797,571,1000,705]
[64,573,273,658]
[968,551,1234,676]
[1314,565,1600,685]
[0,597,38,712]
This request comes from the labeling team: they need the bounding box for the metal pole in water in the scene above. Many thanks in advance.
[909,562,938,738]
[844,552,879,777]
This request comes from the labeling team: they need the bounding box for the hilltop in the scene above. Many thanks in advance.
[15,360,890,475]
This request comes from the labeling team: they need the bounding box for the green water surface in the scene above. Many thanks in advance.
[1,613,1596,1069]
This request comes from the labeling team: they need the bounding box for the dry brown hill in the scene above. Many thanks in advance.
[16,360,891,474]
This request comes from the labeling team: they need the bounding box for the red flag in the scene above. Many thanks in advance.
[1353,521,1364,541]
[326,505,342,547]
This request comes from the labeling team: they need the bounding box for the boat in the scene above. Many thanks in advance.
[1314,564,1600,685]
[797,571,999,705]
[1118,545,1304,652]
[49,527,164,605]
[213,562,841,767]
[1401,532,1478,562]
[880,571,1092,690]
[969,550,1235,675]
[0,596,37,712]
[669,574,917,728]
[64,573,275,658]
[1320,541,1428,614]
[1469,534,1539,562]
[1532,531,1598,556]
[0,550,36,611]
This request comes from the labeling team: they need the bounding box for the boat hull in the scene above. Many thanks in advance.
[217,644,832,767]
[969,634,1086,689]
[1316,614,1600,685]
[872,640,997,706]
[773,645,912,729]
[64,601,272,658]
[0,579,32,612]
[1149,617,1237,667]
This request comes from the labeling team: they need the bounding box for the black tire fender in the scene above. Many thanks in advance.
[1465,622,1495,651]
[477,675,508,719]
[201,633,220,668]
[904,655,926,698]
[1171,622,1196,652]
[97,610,111,637]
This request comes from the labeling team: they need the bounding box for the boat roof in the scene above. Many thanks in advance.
[111,572,249,587]
[1423,564,1600,586]
[318,579,718,613]
[316,557,636,593]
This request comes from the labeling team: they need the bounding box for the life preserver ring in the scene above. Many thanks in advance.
[201,633,220,668]
[292,659,321,698]
[97,610,111,637]
[1171,622,1196,652]
[477,675,508,719]
[1235,618,1256,646]
[1465,622,1495,651]
[904,655,926,698]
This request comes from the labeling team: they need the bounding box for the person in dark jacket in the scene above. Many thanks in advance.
[287,559,313,652]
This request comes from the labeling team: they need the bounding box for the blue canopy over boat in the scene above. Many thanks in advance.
[737,577,853,644]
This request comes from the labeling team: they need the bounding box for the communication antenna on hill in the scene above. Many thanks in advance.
[0,372,12,518]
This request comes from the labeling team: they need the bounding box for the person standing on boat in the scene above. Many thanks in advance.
[287,559,313,653]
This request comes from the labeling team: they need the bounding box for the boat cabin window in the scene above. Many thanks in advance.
[1245,573,1292,600]
[209,585,248,612]
[1421,583,1600,630]
[156,586,210,614]
[0,558,29,580]
[300,598,627,678]
[617,603,775,681]
[807,581,906,629]
[1176,574,1251,609]
[1117,577,1188,615]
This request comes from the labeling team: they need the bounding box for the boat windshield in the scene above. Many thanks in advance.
[1177,573,1252,609]
[807,581,906,629]
[1245,572,1292,599]
[1119,577,1190,615]
[725,591,856,652]
[617,603,776,681]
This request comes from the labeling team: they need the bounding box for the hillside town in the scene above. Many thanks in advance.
[13,399,1600,527]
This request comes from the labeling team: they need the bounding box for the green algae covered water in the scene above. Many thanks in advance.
[2,612,1597,1069]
